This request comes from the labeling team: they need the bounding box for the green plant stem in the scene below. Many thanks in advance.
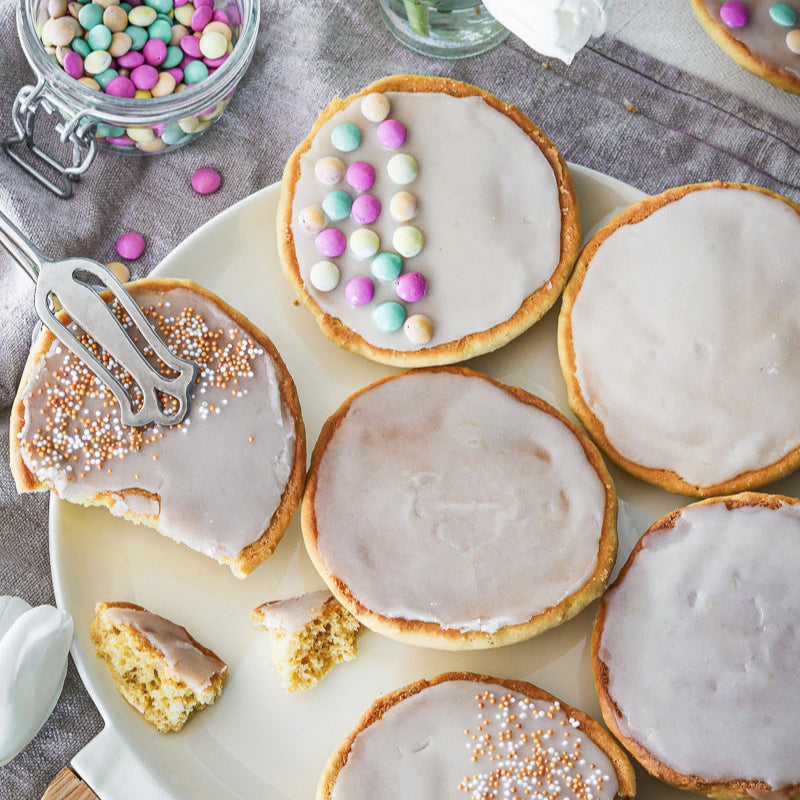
[403,0,429,35]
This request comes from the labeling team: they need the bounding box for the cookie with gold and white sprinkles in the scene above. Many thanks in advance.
[10,277,306,578]
[316,672,635,800]
[278,74,581,367]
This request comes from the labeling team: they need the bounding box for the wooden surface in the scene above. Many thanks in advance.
[42,768,99,800]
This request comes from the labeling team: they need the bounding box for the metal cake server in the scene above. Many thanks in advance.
[0,207,198,428]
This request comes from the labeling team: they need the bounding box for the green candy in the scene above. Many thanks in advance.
[147,18,173,43]
[70,36,90,57]
[160,123,190,145]
[96,123,126,137]
[125,24,148,50]
[86,23,112,51]
[120,2,132,9]
[371,252,403,282]
[162,45,183,68]
[330,122,362,153]
[183,60,209,84]
[322,190,352,222]
[373,301,406,333]
[77,3,103,29]
[145,0,175,15]
[93,68,118,89]
[769,3,797,25]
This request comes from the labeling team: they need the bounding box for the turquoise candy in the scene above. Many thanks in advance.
[147,18,173,43]
[371,252,403,282]
[70,36,90,57]
[120,2,132,9]
[145,0,175,15]
[373,301,406,332]
[161,123,190,145]
[125,24,148,50]
[86,23,112,51]
[162,45,183,68]
[77,2,103,29]
[96,123,126,137]
[769,3,797,25]
[331,123,362,153]
[93,68,118,89]
[322,190,352,222]
[183,60,209,84]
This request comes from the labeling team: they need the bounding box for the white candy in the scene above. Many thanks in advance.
[360,92,391,123]
[314,156,346,185]
[387,153,418,185]
[199,30,228,59]
[309,261,341,292]
[390,190,418,222]
[0,597,73,767]
[350,228,380,259]
[404,314,434,344]
[299,204,325,235]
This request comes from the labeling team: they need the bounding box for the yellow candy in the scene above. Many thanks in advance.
[133,90,152,100]
[349,229,380,260]
[126,126,155,143]
[392,225,424,258]
[390,191,418,222]
[173,3,194,26]
[199,30,227,59]
[403,314,433,345]
[105,261,130,282]
[360,92,391,123]
[299,205,325,234]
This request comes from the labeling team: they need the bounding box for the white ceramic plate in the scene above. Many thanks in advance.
[51,167,711,800]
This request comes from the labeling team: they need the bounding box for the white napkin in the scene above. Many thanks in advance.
[482,0,613,63]
[0,596,73,766]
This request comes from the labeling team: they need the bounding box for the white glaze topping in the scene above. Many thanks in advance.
[598,499,800,788]
[291,91,562,351]
[331,680,619,800]
[569,187,800,487]
[703,0,800,78]
[102,605,225,691]
[313,371,608,633]
[18,286,297,562]
[253,589,335,633]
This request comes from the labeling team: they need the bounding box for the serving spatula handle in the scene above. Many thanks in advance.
[42,767,98,800]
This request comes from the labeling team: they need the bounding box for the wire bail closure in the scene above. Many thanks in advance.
[2,76,98,199]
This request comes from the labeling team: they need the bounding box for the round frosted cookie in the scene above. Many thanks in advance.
[690,0,800,94]
[10,278,306,578]
[558,181,800,497]
[277,74,581,367]
[592,492,800,799]
[317,672,636,800]
[302,367,617,649]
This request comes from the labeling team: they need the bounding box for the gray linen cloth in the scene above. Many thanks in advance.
[0,0,798,796]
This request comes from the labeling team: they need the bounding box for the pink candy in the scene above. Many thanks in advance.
[190,5,213,30]
[105,75,136,98]
[316,228,347,258]
[63,50,83,79]
[180,34,203,57]
[377,119,407,149]
[203,53,229,68]
[346,161,376,192]
[212,9,229,23]
[720,0,749,27]
[395,272,427,303]
[351,194,382,225]
[143,38,167,66]
[116,231,146,259]
[191,167,221,194]
[345,276,375,307]
[117,51,145,69]
[131,64,158,90]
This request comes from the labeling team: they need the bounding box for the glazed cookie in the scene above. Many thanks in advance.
[558,181,800,497]
[91,601,227,733]
[302,367,617,650]
[592,493,800,799]
[690,0,800,93]
[10,278,306,578]
[317,672,636,800]
[277,74,581,367]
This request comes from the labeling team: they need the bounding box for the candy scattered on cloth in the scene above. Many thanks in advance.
[116,231,146,260]
[0,597,73,767]
[191,167,222,194]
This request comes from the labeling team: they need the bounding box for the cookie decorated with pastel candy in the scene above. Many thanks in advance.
[302,367,618,650]
[690,0,800,93]
[558,181,800,497]
[277,75,581,367]
[317,672,636,800]
[593,493,800,799]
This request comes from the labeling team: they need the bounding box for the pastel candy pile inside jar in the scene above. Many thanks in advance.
[38,0,240,151]
[298,92,434,345]
[719,1,800,54]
